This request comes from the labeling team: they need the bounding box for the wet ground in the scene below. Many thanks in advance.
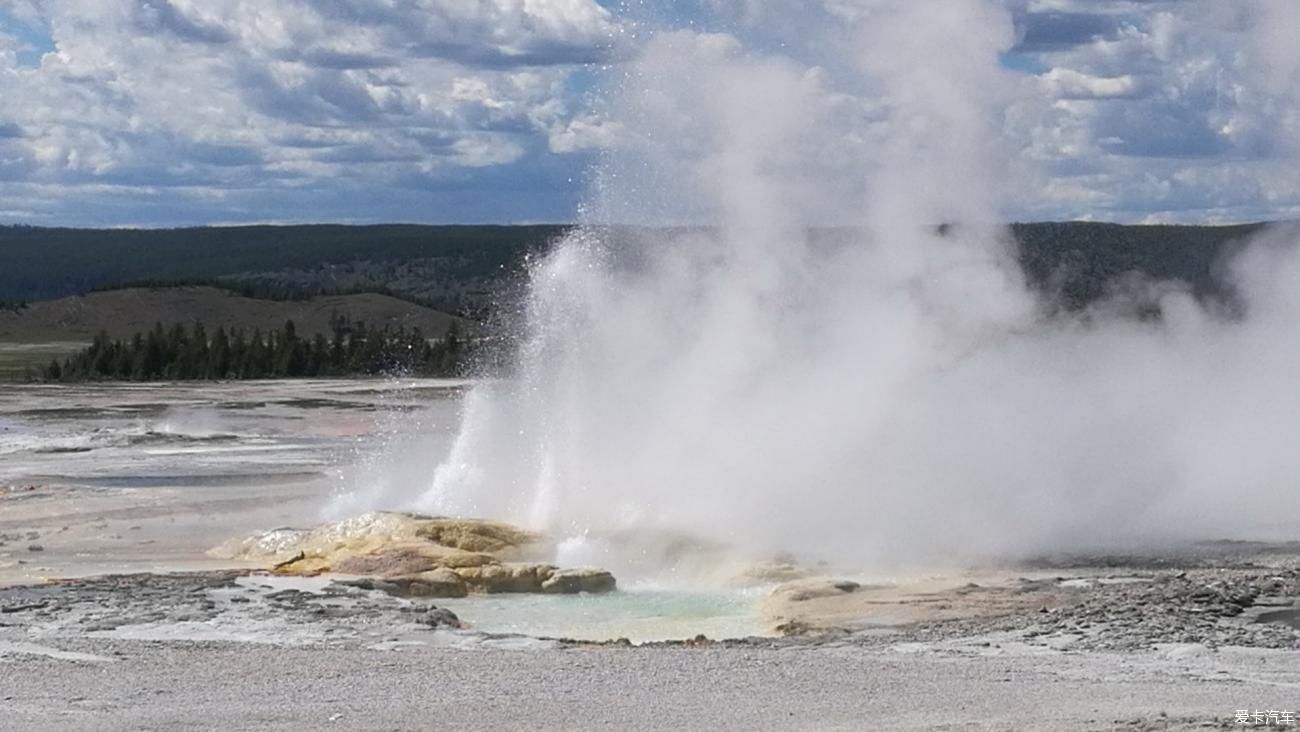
[0,379,465,584]
[0,379,468,494]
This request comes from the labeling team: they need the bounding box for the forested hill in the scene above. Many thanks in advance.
[0,224,568,306]
[0,221,1276,310]
[1012,221,1266,309]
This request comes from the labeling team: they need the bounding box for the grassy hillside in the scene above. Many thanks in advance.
[0,285,467,379]
[0,286,464,344]
[0,343,85,381]
[0,286,468,378]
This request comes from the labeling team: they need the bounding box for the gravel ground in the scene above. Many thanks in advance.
[4,565,1300,731]
[3,632,1299,731]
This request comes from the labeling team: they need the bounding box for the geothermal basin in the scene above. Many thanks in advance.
[9,379,1300,732]
[0,380,783,643]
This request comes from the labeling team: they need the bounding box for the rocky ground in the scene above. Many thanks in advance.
[9,559,1298,654]
[891,565,1300,652]
[0,571,467,642]
[755,545,1300,655]
[8,488,1300,729]
[4,570,1300,731]
[6,549,1300,730]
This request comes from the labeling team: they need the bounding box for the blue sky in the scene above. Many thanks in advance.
[0,7,50,65]
[0,0,1297,227]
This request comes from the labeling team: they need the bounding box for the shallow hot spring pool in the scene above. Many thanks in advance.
[434,587,772,643]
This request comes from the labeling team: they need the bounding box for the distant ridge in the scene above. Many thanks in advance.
[0,221,1277,312]
[0,224,569,303]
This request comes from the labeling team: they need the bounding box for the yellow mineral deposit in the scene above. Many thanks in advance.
[209,512,615,598]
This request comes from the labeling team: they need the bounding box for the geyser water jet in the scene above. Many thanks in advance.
[418,2,1300,574]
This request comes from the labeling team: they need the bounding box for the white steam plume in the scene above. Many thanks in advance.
[418,1,1300,573]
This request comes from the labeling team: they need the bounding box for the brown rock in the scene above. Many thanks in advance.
[460,563,558,594]
[413,519,541,555]
[541,568,617,594]
[404,568,469,598]
[298,542,495,577]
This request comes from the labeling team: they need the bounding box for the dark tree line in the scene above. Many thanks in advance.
[45,315,466,382]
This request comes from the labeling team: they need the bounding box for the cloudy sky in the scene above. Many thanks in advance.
[0,0,1297,227]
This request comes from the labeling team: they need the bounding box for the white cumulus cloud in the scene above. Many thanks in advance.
[0,0,620,224]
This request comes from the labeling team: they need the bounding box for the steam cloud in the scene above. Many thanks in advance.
[414,1,1300,572]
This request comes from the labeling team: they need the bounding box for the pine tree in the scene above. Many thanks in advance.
[209,326,230,378]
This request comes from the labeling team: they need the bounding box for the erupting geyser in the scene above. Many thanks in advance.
[417,2,1300,572]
